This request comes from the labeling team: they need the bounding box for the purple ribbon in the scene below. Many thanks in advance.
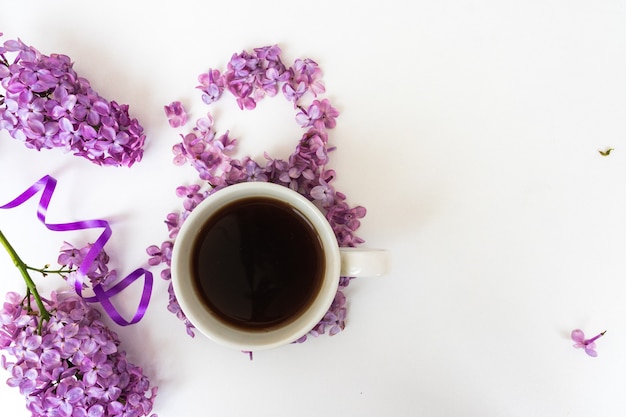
[1,175,153,326]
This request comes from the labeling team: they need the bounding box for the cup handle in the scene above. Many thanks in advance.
[339,248,389,277]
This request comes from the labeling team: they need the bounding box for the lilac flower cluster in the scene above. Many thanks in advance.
[0,35,146,167]
[0,291,157,417]
[58,241,118,289]
[153,45,366,342]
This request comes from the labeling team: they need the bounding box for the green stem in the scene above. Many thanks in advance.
[26,265,73,275]
[0,229,51,323]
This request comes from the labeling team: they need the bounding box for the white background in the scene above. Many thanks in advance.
[1,1,626,416]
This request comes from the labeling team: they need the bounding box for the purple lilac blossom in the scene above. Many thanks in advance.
[58,241,117,287]
[0,291,157,416]
[571,329,606,357]
[0,36,146,167]
[164,101,188,128]
[148,45,366,343]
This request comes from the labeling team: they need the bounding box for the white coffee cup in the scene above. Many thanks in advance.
[171,182,388,351]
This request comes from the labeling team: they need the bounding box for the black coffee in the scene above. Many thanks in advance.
[191,196,325,331]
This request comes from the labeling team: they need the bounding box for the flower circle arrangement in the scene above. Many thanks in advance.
[0,35,146,167]
[147,45,367,343]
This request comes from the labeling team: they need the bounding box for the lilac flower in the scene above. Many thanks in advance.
[146,238,194,336]
[74,94,110,126]
[172,129,234,186]
[164,101,188,128]
[227,53,254,78]
[6,364,38,395]
[10,332,42,363]
[282,80,307,105]
[57,242,115,287]
[234,156,269,182]
[253,45,282,62]
[310,177,335,207]
[290,128,329,174]
[51,90,77,120]
[80,351,113,385]
[296,99,339,130]
[572,329,606,357]
[262,66,290,97]
[197,69,224,104]
[49,323,80,358]
[222,47,288,109]
[146,241,173,267]
[164,213,181,239]
[175,184,207,211]
[292,58,325,96]
[171,143,188,166]
[166,283,195,338]
[0,36,146,167]
[263,153,292,185]
[44,379,85,415]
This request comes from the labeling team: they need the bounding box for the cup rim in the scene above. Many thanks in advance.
[171,182,341,351]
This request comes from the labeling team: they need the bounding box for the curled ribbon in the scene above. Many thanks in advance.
[0,175,153,326]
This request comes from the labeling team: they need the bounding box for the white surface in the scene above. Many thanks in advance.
[1,1,626,416]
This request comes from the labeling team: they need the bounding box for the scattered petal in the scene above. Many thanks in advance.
[571,329,606,357]
[164,101,188,128]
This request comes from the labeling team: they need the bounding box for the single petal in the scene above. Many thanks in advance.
[66,387,85,404]
[87,404,104,417]
[571,329,585,343]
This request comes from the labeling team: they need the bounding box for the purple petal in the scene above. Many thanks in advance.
[67,386,85,403]
[571,329,585,343]
[41,349,61,366]
[92,100,110,115]
[59,117,75,132]
[87,404,104,417]
[25,335,42,349]
[99,125,116,141]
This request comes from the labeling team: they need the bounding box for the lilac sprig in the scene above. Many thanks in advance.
[0,35,146,167]
[153,45,366,342]
[1,291,157,417]
[0,230,157,416]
